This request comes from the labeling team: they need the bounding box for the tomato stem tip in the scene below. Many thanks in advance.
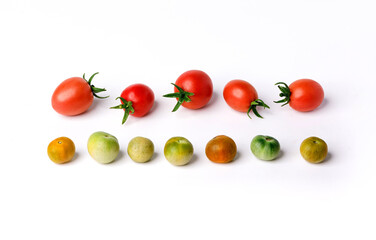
[110,97,135,124]
[83,72,109,99]
[274,82,290,106]
[163,83,194,112]
[247,99,270,119]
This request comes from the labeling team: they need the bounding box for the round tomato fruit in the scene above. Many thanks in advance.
[163,70,213,111]
[111,84,155,124]
[47,137,75,164]
[300,136,328,164]
[87,131,120,164]
[164,137,194,166]
[127,137,154,163]
[251,135,280,161]
[51,72,108,116]
[275,79,324,112]
[205,135,237,163]
[223,80,269,118]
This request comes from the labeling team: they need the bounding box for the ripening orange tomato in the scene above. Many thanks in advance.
[47,137,75,164]
[205,135,237,163]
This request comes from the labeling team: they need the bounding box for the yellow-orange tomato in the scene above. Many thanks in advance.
[47,137,75,164]
[205,135,237,163]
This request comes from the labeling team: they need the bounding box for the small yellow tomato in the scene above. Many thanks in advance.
[47,137,75,164]
[127,137,154,163]
[300,136,328,164]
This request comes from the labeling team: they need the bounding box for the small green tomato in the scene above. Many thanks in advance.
[164,137,194,166]
[87,131,120,164]
[251,135,280,161]
[127,137,154,163]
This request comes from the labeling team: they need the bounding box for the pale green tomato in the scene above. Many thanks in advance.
[164,137,194,166]
[300,136,328,163]
[251,135,280,161]
[87,131,120,164]
[127,137,154,163]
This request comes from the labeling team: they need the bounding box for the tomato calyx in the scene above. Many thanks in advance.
[274,82,291,106]
[163,83,195,112]
[247,99,270,119]
[110,97,135,124]
[83,72,109,99]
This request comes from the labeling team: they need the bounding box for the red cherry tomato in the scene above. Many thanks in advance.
[51,72,108,116]
[275,79,324,112]
[111,83,155,124]
[223,80,269,119]
[163,70,213,111]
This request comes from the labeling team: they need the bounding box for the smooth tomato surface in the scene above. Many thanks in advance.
[47,137,76,164]
[289,79,324,112]
[52,77,93,116]
[164,137,194,166]
[205,135,237,163]
[300,136,328,163]
[223,80,258,112]
[120,84,154,117]
[127,137,154,163]
[251,135,280,161]
[174,70,213,109]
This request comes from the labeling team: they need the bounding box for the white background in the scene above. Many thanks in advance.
[1,0,375,239]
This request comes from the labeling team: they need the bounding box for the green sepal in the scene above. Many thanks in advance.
[246,99,270,119]
[83,72,109,99]
[274,82,291,107]
[110,97,135,124]
[163,83,195,112]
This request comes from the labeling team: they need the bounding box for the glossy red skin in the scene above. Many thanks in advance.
[52,77,93,116]
[120,84,155,117]
[223,80,258,112]
[174,70,213,109]
[289,79,324,112]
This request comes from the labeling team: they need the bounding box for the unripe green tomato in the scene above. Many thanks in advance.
[87,131,120,164]
[164,137,194,166]
[300,136,328,163]
[127,137,154,163]
[250,135,280,161]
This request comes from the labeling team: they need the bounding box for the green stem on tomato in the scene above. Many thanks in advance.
[163,83,194,112]
[274,82,291,106]
[83,72,109,99]
[247,99,270,119]
[110,97,135,124]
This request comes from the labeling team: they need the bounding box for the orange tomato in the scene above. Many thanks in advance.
[47,137,75,164]
[205,135,237,163]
